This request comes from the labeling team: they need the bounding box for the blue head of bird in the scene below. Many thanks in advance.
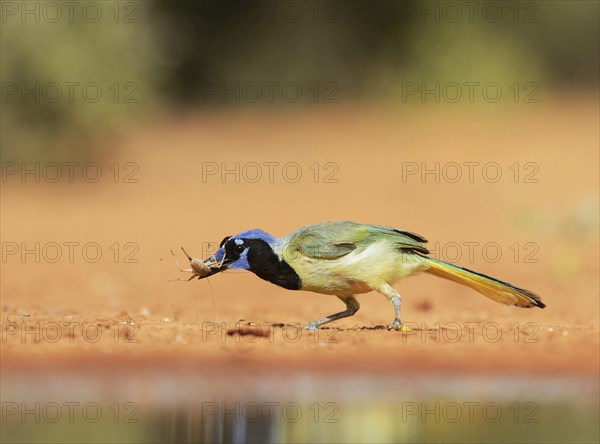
[207,229,275,270]
[201,228,302,290]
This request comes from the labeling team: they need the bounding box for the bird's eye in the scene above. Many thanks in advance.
[234,244,245,254]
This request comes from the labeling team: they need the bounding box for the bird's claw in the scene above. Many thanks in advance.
[387,320,407,331]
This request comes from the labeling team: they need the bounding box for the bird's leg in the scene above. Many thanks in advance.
[305,296,360,330]
[377,283,404,331]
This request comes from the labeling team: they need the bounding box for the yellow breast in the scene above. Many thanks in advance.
[283,241,429,296]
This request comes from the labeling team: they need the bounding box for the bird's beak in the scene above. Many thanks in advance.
[193,255,224,279]
[172,247,227,281]
[202,256,225,273]
[203,256,219,268]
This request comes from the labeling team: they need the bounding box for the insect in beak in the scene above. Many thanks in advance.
[170,247,223,281]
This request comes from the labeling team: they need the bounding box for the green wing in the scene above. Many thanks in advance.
[285,221,429,260]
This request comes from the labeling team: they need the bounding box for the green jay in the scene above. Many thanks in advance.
[182,221,544,330]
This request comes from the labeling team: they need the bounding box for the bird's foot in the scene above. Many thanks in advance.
[386,319,406,331]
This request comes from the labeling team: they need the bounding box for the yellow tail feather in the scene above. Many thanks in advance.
[423,257,545,309]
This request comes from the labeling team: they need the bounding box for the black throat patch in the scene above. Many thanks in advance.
[245,239,302,290]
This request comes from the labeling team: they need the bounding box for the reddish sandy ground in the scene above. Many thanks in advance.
[2,98,599,382]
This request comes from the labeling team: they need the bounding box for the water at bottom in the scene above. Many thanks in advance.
[2,373,598,443]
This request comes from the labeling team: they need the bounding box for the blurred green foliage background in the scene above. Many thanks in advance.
[1,1,598,161]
